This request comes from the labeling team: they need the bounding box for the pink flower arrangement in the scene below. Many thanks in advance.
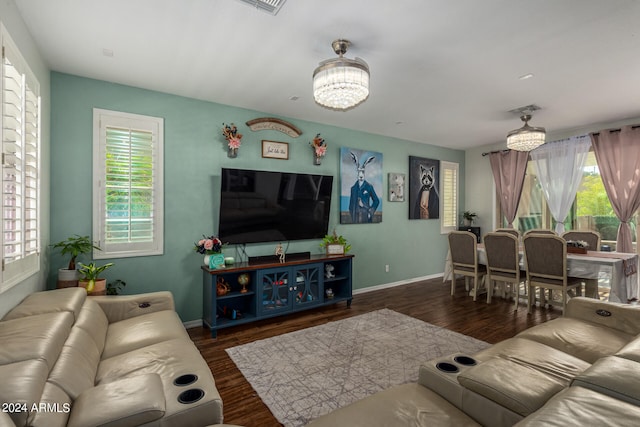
[222,123,242,149]
[310,133,327,157]
[194,235,223,254]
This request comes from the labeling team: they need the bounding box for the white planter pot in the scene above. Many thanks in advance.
[58,268,79,281]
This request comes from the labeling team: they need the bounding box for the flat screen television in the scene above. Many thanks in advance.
[218,168,334,245]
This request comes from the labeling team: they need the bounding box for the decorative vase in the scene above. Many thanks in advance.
[228,147,238,158]
[204,254,211,266]
[314,154,322,165]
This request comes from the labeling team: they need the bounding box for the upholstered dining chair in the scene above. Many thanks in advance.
[524,228,557,236]
[495,228,521,239]
[523,234,583,315]
[483,232,526,310]
[561,230,602,298]
[448,231,486,301]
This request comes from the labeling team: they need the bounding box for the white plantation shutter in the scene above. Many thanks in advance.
[93,109,163,258]
[1,25,40,290]
[441,161,459,233]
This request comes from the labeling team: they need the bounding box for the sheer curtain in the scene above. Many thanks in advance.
[530,135,591,234]
[489,150,529,228]
[590,125,640,253]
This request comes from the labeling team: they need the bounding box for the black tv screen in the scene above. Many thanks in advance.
[218,168,334,245]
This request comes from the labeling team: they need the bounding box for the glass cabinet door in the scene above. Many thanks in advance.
[258,268,291,315]
[292,264,322,309]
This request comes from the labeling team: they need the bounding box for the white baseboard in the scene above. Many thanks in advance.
[353,273,444,295]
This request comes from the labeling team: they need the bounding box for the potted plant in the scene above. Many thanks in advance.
[463,211,477,226]
[320,230,351,255]
[51,235,101,287]
[106,279,126,295]
[77,262,114,295]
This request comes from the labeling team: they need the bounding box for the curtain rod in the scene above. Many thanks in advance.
[591,124,640,136]
[481,149,510,157]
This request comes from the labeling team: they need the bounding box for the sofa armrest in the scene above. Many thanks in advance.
[67,374,165,427]
[90,291,175,324]
[0,412,16,427]
[566,297,640,336]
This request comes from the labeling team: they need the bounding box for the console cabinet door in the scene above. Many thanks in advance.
[292,263,323,310]
[257,267,292,315]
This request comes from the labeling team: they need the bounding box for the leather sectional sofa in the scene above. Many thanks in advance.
[0,287,223,427]
[308,297,640,426]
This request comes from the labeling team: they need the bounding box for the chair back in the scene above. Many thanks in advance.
[448,231,478,268]
[561,230,601,252]
[523,234,567,281]
[524,228,557,236]
[484,232,519,274]
[495,228,520,238]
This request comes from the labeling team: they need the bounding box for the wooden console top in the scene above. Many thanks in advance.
[201,253,354,274]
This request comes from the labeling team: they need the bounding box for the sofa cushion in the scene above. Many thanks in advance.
[571,355,640,406]
[514,386,640,426]
[473,337,591,382]
[457,358,566,417]
[28,382,71,427]
[0,312,74,370]
[0,360,49,427]
[2,287,86,322]
[67,373,165,427]
[306,383,481,427]
[614,335,640,363]
[73,298,108,355]
[515,317,633,363]
[101,310,189,359]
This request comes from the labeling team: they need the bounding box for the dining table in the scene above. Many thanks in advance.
[444,245,639,303]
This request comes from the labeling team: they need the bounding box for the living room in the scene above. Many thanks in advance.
[2,1,640,426]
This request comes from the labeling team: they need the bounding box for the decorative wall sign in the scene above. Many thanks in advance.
[246,117,302,138]
[261,140,289,160]
[340,147,383,224]
[409,156,440,220]
[388,173,405,202]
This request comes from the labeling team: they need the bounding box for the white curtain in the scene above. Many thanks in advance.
[530,135,591,234]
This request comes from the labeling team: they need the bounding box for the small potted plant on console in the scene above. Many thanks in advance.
[463,211,477,226]
[78,261,115,295]
[320,230,352,255]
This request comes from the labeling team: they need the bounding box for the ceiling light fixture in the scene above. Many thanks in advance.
[313,39,370,111]
[506,113,546,151]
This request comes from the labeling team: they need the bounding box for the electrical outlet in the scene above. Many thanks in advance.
[385,264,389,273]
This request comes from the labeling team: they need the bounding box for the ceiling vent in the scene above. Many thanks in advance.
[236,0,287,15]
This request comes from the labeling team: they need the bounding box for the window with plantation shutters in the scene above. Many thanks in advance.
[1,25,40,291]
[93,109,163,258]
[440,161,459,233]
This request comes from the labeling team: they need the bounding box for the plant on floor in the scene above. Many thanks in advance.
[51,235,101,270]
[77,262,115,293]
[107,279,127,295]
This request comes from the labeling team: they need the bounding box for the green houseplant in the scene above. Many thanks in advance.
[463,211,477,226]
[51,235,101,287]
[107,279,127,295]
[320,230,351,255]
[77,262,114,294]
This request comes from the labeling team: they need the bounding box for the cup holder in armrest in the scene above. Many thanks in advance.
[436,362,459,373]
[453,355,477,366]
[177,388,205,404]
[173,374,198,387]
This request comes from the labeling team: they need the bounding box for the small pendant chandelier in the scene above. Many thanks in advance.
[506,114,546,151]
[313,39,370,111]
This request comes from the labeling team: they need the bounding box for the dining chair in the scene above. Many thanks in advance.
[561,230,602,298]
[448,231,486,301]
[483,232,526,310]
[523,234,583,315]
[495,228,521,238]
[524,228,557,236]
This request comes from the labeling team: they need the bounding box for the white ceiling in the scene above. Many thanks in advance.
[13,0,640,150]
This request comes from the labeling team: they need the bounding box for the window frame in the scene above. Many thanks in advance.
[440,160,459,234]
[92,108,164,259]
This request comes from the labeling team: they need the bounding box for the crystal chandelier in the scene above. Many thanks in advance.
[506,114,546,151]
[313,39,370,111]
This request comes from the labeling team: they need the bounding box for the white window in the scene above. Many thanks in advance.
[440,161,459,233]
[93,109,164,258]
[1,24,41,292]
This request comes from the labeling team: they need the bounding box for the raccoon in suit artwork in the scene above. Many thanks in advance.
[409,156,440,220]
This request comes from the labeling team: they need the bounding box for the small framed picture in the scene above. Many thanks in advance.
[262,140,289,160]
[388,172,405,202]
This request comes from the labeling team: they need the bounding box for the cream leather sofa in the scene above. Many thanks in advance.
[0,287,223,427]
[308,297,640,426]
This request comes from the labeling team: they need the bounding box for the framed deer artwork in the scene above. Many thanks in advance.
[339,147,383,224]
[408,156,440,220]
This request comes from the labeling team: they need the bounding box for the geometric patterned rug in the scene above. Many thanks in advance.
[226,309,490,426]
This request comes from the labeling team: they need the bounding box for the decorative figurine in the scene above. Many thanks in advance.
[325,288,334,299]
[238,273,250,293]
[216,277,230,296]
[275,243,285,263]
[325,264,335,279]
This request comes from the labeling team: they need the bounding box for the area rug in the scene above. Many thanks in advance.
[226,309,490,426]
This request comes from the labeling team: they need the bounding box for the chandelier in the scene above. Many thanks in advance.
[506,114,546,151]
[313,39,370,111]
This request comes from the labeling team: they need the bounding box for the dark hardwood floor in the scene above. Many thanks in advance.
[188,277,560,427]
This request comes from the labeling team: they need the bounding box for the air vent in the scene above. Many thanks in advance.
[236,0,287,15]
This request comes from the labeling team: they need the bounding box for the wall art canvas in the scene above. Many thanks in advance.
[340,147,383,224]
[409,156,440,220]
[388,173,405,202]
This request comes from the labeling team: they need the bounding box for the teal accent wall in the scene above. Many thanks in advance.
[50,72,465,322]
